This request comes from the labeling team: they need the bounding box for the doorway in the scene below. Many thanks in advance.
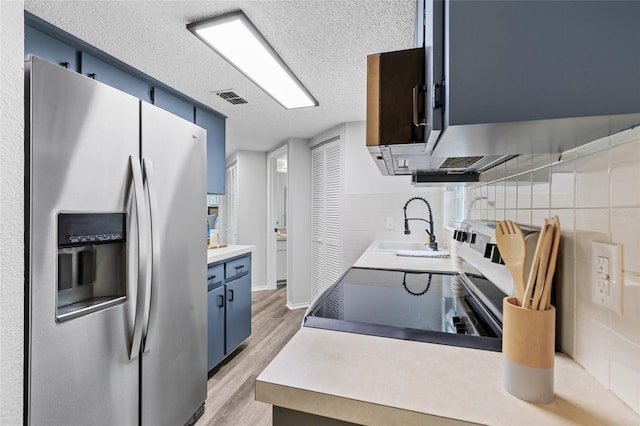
[267,145,288,291]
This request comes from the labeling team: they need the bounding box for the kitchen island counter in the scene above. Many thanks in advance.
[256,327,639,425]
[256,240,639,425]
[207,244,255,264]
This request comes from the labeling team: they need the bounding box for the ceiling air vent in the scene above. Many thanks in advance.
[439,156,484,169]
[215,90,248,105]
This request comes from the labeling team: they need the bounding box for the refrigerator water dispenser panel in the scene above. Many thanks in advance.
[56,212,127,322]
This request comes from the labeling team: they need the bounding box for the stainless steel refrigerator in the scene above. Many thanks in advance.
[25,55,207,426]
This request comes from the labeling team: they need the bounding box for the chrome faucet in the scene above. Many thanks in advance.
[403,196,438,250]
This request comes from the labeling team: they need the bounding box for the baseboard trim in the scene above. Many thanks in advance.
[286,301,309,310]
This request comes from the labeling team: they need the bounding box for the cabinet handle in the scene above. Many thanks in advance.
[234,265,244,271]
[412,85,427,127]
[208,274,216,281]
[88,73,97,80]
[218,294,224,308]
[228,289,234,302]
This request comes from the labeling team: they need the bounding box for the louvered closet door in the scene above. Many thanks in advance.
[225,163,238,244]
[311,139,342,300]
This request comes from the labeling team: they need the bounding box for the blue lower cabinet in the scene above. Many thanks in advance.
[225,274,251,353]
[207,254,252,371]
[207,286,226,370]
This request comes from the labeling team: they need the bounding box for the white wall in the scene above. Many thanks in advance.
[232,151,268,290]
[341,121,446,268]
[286,138,311,308]
[0,1,25,423]
[469,128,640,414]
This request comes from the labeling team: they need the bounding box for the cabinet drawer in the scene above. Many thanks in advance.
[207,263,224,290]
[225,255,251,281]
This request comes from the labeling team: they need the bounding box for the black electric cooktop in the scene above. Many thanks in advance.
[304,267,506,351]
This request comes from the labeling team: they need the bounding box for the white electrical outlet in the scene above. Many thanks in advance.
[591,242,623,314]
[385,217,394,230]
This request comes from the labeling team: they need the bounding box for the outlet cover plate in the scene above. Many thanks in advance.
[591,242,623,314]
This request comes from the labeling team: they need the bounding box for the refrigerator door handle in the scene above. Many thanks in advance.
[142,158,159,353]
[129,156,150,360]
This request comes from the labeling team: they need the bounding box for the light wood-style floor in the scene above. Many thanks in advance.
[196,287,305,426]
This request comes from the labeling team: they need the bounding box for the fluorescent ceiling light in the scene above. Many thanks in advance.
[188,11,318,110]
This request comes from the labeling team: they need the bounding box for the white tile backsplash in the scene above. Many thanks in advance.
[610,140,640,207]
[550,160,575,209]
[575,209,610,262]
[610,332,640,414]
[474,130,640,414]
[575,151,610,208]
[575,311,610,387]
[610,208,640,275]
[612,273,640,345]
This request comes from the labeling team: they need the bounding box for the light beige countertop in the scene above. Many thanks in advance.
[354,240,476,274]
[207,244,255,264]
[255,240,640,425]
[256,327,639,425]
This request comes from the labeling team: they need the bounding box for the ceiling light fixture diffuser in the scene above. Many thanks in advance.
[188,11,318,110]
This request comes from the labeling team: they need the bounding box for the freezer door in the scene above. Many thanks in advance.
[140,102,207,426]
[26,56,139,425]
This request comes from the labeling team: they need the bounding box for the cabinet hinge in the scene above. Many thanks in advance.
[432,83,443,109]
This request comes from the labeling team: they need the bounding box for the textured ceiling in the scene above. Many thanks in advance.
[25,0,417,157]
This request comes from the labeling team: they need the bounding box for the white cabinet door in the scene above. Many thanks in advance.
[224,163,238,244]
[311,139,343,299]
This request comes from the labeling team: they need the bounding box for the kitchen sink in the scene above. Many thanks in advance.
[372,241,431,251]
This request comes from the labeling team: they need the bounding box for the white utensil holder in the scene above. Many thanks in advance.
[502,296,556,404]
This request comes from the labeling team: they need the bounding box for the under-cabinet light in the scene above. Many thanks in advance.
[188,11,318,110]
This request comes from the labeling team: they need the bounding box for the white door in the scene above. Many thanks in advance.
[224,163,238,244]
[311,138,343,300]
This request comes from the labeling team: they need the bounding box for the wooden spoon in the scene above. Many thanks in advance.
[531,220,554,310]
[537,216,561,310]
[495,220,527,305]
[522,220,551,309]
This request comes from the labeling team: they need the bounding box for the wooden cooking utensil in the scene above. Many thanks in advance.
[537,216,561,310]
[522,220,551,309]
[495,220,527,305]
[531,220,554,310]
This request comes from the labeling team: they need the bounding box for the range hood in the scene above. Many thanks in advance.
[367,0,640,182]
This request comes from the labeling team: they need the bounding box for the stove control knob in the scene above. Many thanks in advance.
[491,246,501,263]
[452,316,467,334]
[470,233,477,244]
[457,231,468,242]
[453,230,459,240]
[484,243,497,259]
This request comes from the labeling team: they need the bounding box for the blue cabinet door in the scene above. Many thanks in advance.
[153,87,194,122]
[195,107,226,194]
[25,25,77,71]
[225,274,251,353]
[80,52,150,102]
[207,286,226,370]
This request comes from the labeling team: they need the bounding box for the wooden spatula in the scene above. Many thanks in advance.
[495,220,527,305]
[537,216,561,310]
[531,221,553,310]
[522,220,551,309]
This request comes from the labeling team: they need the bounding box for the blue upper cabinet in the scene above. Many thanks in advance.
[195,107,226,194]
[25,25,77,71]
[80,52,151,102]
[25,19,226,191]
[153,88,195,122]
